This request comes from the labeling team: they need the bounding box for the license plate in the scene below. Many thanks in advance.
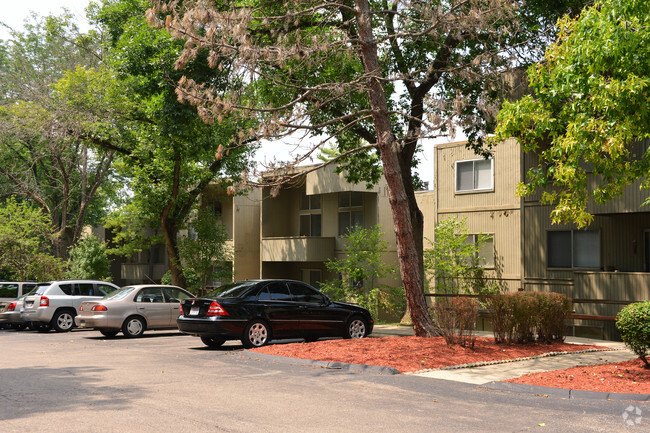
[190,307,199,316]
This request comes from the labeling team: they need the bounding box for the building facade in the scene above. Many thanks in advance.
[428,138,650,339]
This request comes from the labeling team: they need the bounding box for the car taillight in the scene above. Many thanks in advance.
[206,301,229,316]
[91,305,108,311]
[39,296,49,307]
[178,304,184,316]
[7,302,16,311]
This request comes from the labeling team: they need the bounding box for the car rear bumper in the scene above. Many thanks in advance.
[0,311,24,324]
[75,315,113,329]
[177,317,247,338]
[21,307,54,324]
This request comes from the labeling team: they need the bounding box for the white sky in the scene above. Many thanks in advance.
[1,0,91,40]
[0,0,448,189]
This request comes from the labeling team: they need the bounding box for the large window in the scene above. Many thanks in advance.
[299,193,321,236]
[455,158,493,192]
[466,234,495,268]
[301,269,322,287]
[547,230,600,269]
[338,191,363,236]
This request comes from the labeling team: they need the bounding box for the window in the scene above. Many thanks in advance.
[466,234,494,268]
[76,283,95,296]
[164,288,192,303]
[455,158,493,192]
[301,269,322,287]
[338,192,363,236]
[135,288,165,303]
[261,282,292,301]
[0,283,18,298]
[288,282,325,304]
[547,230,600,269]
[299,193,322,236]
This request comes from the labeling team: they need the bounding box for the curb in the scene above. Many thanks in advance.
[480,381,650,402]
[242,350,400,375]
[408,348,621,374]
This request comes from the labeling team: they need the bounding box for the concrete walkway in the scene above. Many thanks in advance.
[371,325,638,385]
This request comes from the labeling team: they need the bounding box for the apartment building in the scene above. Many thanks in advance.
[259,164,400,291]
[427,138,650,339]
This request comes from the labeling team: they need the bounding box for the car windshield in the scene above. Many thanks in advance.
[206,281,257,299]
[103,287,137,301]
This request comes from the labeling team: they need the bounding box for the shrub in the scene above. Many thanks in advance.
[432,296,480,348]
[486,292,572,344]
[616,301,650,368]
[536,292,572,343]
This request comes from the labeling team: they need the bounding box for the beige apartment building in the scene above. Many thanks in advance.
[258,164,400,290]
[427,138,650,339]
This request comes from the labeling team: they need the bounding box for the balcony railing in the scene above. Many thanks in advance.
[262,236,335,262]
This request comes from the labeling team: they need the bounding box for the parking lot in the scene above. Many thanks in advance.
[1,328,645,432]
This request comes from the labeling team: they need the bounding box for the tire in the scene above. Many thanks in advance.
[122,316,146,338]
[344,316,368,339]
[51,310,76,332]
[241,319,271,348]
[100,329,119,338]
[12,323,27,331]
[201,336,226,348]
[35,322,52,332]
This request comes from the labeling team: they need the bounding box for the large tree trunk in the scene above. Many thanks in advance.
[161,214,187,288]
[354,0,437,337]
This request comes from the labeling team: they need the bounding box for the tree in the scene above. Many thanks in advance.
[494,0,650,227]
[58,0,256,288]
[321,225,402,318]
[0,197,66,281]
[149,0,584,336]
[178,206,233,296]
[423,217,496,295]
[66,234,112,280]
[0,14,117,257]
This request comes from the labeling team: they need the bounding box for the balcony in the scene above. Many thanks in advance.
[262,236,335,262]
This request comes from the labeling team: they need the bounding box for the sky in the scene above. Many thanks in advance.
[1,0,91,40]
[1,0,445,189]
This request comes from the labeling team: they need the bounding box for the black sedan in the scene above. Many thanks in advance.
[177,279,374,348]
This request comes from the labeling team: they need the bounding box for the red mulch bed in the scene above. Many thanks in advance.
[250,336,650,394]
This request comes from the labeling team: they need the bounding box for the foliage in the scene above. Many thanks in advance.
[161,267,201,294]
[150,0,586,337]
[432,296,480,348]
[321,225,402,318]
[494,0,650,227]
[177,206,233,296]
[486,292,572,344]
[66,234,112,281]
[0,14,117,257]
[616,301,650,367]
[0,197,66,281]
[56,0,258,288]
[424,217,497,295]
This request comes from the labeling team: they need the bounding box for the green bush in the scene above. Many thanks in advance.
[616,301,650,368]
[486,292,572,344]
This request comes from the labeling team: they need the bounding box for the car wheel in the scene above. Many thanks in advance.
[242,319,270,348]
[122,316,145,338]
[100,329,119,338]
[345,316,368,339]
[201,336,226,348]
[52,310,76,332]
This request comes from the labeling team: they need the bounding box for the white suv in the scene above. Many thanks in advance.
[21,280,119,332]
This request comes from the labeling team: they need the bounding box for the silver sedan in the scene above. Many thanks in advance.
[75,285,194,338]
